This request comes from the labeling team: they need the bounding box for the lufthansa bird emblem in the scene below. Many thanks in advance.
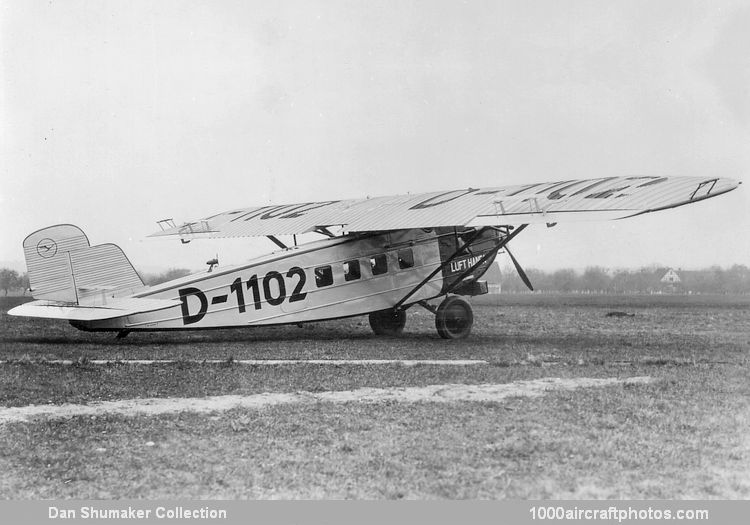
[36,238,58,258]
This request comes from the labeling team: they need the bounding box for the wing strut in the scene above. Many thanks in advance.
[393,224,528,311]
[267,236,288,250]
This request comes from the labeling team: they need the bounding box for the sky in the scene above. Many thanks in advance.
[1,0,748,274]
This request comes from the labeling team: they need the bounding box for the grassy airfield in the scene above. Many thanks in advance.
[0,294,748,499]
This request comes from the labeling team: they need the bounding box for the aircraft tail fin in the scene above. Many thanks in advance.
[22,224,145,304]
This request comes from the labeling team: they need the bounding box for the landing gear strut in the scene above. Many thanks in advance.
[369,308,407,336]
[435,296,474,339]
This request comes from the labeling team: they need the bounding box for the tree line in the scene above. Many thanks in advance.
[0,269,29,296]
[492,264,750,294]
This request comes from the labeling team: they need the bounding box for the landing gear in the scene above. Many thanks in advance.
[369,298,473,339]
[369,308,407,336]
[435,296,474,339]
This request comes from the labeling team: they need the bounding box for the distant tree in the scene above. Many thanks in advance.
[551,269,579,292]
[610,269,634,293]
[499,264,547,292]
[725,265,750,293]
[499,263,523,292]
[633,266,662,293]
[708,265,729,294]
[580,266,611,292]
[0,268,20,295]
[687,268,715,294]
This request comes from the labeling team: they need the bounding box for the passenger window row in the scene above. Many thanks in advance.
[314,248,415,288]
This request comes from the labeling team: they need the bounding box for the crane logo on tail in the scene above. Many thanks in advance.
[36,238,57,258]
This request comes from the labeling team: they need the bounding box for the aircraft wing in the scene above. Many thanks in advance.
[150,175,740,239]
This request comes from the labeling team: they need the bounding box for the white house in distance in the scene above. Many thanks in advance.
[660,268,681,284]
[660,268,682,292]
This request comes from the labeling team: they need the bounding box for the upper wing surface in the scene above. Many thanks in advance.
[150,176,740,239]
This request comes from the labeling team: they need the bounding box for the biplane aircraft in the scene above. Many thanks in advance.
[9,175,740,339]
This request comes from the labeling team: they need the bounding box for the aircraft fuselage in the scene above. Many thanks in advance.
[73,227,500,332]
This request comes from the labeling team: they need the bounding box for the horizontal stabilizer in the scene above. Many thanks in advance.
[8,298,181,321]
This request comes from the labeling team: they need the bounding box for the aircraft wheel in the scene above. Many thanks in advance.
[435,296,474,339]
[369,308,406,336]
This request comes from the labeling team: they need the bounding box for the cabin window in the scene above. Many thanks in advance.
[343,260,361,281]
[314,265,333,287]
[370,254,388,275]
[397,248,414,269]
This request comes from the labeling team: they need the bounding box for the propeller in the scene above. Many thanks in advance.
[505,245,534,291]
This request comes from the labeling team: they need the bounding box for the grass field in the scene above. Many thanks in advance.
[0,294,748,499]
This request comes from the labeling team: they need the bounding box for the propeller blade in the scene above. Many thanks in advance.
[505,245,534,291]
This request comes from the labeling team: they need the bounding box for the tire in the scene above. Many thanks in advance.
[368,308,407,336]
[435,296,474,339]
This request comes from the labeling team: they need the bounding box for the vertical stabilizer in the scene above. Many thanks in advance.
[23,225,144,304]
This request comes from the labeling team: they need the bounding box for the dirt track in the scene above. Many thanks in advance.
[0,376,653,423]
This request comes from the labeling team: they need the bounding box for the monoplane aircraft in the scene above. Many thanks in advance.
[9,175,740,339]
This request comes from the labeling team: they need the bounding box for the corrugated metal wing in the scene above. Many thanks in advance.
[149,176,740,239]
